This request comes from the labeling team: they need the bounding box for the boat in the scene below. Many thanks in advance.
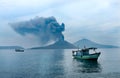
[72,47,101,61]
[15,49,24,52]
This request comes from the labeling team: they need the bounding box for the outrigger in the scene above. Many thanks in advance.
[72,47,101,61]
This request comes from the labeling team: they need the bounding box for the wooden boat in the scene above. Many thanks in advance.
[72,47,101,61]
[15,49,24,52]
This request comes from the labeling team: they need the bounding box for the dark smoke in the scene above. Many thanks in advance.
[10,16,65,45]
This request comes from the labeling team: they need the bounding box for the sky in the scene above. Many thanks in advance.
[0,0,120,48]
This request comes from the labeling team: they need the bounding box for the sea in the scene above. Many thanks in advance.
[0,48,120,78]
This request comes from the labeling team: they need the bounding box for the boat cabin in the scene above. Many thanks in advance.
[72,47,97,56]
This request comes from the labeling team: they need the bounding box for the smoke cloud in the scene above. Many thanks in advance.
[10,16,65,45]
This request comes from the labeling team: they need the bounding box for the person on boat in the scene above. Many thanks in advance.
[76,51,82,56]
[72,50,81,56]
[81,48,89,55]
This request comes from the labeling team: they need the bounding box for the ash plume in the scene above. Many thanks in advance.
[10,16,65,45]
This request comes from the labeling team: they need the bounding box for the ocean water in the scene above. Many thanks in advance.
[0,48,120,78]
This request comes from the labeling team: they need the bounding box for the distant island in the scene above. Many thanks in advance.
[0,46,24,49]
[74,39,119,48]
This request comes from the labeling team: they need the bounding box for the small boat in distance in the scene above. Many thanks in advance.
[72,47,101,61]
[15,49,24,52]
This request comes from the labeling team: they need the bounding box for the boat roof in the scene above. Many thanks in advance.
[81,47,97,51]
[87,47,97,49]
[73,47,97,52]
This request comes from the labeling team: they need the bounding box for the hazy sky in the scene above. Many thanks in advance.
[0,0,120,47]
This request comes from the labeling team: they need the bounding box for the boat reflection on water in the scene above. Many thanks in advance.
[72,59,102,73]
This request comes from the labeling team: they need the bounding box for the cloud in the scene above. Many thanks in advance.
[0,0,74,19]
[10,16,65,46]
[0,0,120,46]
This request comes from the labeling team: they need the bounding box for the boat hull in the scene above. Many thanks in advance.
[73,52,101,61]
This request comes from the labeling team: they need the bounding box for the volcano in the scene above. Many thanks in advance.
[31,40,77,49]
